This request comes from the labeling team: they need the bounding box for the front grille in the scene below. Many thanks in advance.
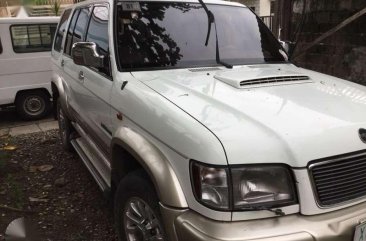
[240,75,310,86]
[309,150,366,207]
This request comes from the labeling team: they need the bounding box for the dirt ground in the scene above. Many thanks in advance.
[0,130,117,241]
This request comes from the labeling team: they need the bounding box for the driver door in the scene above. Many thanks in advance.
[77,4,112,157]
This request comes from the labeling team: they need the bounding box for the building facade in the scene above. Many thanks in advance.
[288,0,366,84]
[239,0,275,16]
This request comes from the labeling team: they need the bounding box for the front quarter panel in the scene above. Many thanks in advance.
[109,72,232,220]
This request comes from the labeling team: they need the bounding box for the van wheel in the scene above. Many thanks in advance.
[16,90,50,120]
[57,100,74,151]
[114,170,166,241]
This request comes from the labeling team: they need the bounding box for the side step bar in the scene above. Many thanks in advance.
[71,138,110,193]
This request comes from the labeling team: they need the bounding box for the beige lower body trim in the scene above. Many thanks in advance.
[161,201,366,241]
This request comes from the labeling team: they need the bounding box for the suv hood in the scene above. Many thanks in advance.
[133,64,366,167]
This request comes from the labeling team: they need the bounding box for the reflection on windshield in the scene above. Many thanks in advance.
[116,2,286,70]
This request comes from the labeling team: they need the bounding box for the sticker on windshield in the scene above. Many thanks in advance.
[121,2,141,12]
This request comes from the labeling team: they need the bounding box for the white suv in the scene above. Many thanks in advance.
[51,0,366,240]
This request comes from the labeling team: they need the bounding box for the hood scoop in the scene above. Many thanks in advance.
[215,67,312,89]
[240,75,310,87]
[189,67,221,72]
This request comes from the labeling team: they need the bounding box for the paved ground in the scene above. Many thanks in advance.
[0,107,58,136]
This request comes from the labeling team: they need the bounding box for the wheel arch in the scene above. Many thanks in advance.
[15,87,51,101]
[111,126,188,208]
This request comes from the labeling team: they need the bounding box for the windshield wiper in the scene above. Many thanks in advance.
[198,0,233,69]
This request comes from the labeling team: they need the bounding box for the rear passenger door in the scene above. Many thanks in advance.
[80,4,112,156]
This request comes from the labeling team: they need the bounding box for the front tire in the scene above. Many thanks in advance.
[15,90,50,120]
[114,170,166,241]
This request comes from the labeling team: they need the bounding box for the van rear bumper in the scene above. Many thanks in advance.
[161,201,366,241]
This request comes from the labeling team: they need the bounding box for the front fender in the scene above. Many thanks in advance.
[111,126,188,208]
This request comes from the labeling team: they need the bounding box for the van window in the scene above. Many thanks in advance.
[10,24,57,53]
[86,5,110,76]
[54,9,72,52]
[64,9,80,56]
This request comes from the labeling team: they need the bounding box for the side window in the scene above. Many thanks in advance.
[86,6,109,54]
[10,24,57,53]
[71,8,90,47]
[64,9,80,56]
[86,6,110,76]
[54,9,72,52]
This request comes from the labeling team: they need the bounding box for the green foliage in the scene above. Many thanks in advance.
[34,0,47,5]
[52,0,61,16]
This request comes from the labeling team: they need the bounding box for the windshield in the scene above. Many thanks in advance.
[115,2,287,70]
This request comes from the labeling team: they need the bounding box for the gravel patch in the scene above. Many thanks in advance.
[0,130,117,241]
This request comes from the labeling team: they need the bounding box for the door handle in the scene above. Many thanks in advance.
[61,59,65,67]
[78,71,84,81]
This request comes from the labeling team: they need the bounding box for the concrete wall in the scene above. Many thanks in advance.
[240,0,261,15]
[239,0,273,16]
[291,0,366,84]
[259,0,272,16]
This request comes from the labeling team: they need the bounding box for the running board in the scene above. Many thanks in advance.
[71,138,110,193]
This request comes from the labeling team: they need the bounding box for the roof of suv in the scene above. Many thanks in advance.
[66,0,246,9]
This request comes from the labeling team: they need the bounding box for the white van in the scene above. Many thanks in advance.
[0,16,59,120]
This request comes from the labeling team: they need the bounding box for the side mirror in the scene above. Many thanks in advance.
[279,40,295,59]
[71,42,105,68]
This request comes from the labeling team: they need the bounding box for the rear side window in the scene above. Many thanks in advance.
[10,24,57,53]
[54,9,72,52]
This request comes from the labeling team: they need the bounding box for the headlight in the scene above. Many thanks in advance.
[191,161,296,211]
[191,162,229,210]
[231,166,296,209]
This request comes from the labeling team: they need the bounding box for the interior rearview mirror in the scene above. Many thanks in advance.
[71,42,105,68]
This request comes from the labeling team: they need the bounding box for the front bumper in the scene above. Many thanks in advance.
[161,201,366,241]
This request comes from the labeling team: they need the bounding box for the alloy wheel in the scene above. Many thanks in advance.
[123,197,164,241]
